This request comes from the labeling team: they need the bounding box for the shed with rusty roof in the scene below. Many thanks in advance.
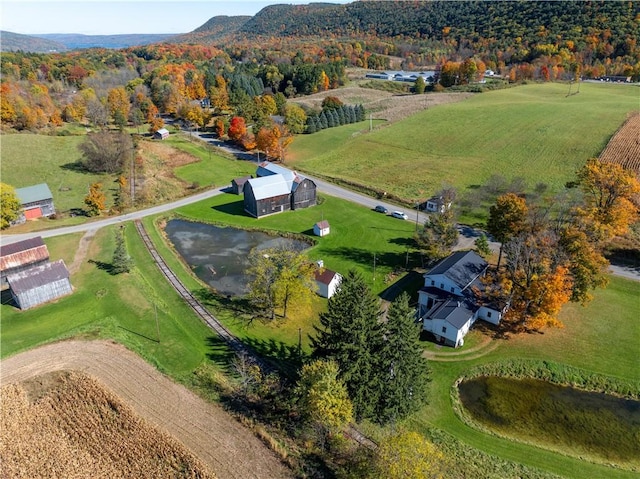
[7,259,72,310]
[0,237,50,288]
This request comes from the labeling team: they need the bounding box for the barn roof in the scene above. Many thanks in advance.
[7,259,70,294]
[246,175,291,200]
[0,237,49,271]
[15,184,53,205]
[256,162,296,182]
[426,250,487,291]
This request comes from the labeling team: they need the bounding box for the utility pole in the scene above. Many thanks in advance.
[369,113,373,132]
[373,252,377,282]
[415,201,420,232]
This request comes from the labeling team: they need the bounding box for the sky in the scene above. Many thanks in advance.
[1,0,353,36]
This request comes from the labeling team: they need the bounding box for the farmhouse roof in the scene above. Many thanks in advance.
[315,268,339,285]
[429,297,475,329]
[426,250,487,291]
[246,175,291,200]
[15,183,53,205]
[0,237,49,271]
[7,259,70,294]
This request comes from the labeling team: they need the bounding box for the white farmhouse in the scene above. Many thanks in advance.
[418,250,504,347]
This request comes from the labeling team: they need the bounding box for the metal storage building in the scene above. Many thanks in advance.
[7,259,72,310]
[0,237,50,288]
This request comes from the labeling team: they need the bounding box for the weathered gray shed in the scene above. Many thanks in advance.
[0,236,50,288]
[7,259,72,310]
[231,175,252,195]
[14,183,55,222]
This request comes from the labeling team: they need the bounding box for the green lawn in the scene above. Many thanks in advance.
[0,134,118,213]
[288,83,639,206]
[0,224,231,378]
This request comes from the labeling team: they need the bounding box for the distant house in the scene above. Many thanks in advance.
[425,195,451,214]
[418,250,504,348]
[244,162,317,218]
[0,237,50,288]
[7,259,72,310]
[231,175,252,195]
[313,220,330,237]
[153,128,169,140]
[314,266,342,299]
[14,183,55,223]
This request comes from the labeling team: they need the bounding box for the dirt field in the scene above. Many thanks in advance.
[0,340,292,479]
[292,86,473,123]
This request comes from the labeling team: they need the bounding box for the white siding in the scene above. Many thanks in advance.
[424,274,460,295]
[476,306,501,325]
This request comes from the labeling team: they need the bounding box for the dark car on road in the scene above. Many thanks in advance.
[374,205,388,214]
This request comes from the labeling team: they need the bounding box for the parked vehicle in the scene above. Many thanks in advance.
[392,211,408,220]
[374,205,388,213]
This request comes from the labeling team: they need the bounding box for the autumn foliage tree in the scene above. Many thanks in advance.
[84,183,106,216]
[227,116,247,143]
[0,183,22,229]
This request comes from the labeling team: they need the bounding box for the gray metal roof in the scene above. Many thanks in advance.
[428,297,475,329]
[256,162,296,182]
[15,184,53,205]
[246,176,291,200]
[426,250,487,290]
[7,259,70,294]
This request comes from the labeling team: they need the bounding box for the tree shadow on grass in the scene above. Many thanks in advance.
[388,236,417,248]
[241,336,305,378]
[88,259,114,275]
[322,246,404,270]
[60,161,91,173]
[205,335,237,371]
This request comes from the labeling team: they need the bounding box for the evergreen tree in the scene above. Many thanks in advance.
[112,226,133,274]
[326,109,336,128]
[347,105,356,124]
[330,109,340,127]
[356,104,366,122]
[474,233,492,258]
[319,110,329,129]
[376,293,430,424]
[306,116,317,134]
[311,270,384,420]
[336,106,346,125]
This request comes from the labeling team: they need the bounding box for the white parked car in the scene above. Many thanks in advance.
[392,211,408,220]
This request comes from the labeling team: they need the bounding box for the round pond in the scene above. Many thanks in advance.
[165,219,309,297]
[458,376,640,464]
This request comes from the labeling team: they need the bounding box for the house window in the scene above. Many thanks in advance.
[431,280,435,286]
[487,312,492,318]
[440,283,444,289]
[450,287,455,293]
[442,326,447,333]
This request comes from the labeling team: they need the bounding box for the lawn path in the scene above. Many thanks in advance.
[68,228,97,274]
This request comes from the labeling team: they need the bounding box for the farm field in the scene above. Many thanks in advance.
[599,112,640,172]
[288,82,639,209]
[0,342,291,479]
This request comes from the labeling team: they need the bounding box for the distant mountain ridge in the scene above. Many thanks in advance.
[171,15,251,44]
[1,31,67,53]
[36,33,177,50]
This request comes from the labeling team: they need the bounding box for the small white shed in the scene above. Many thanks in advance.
[313,220,330,237]
[153,128,169,140]
[314,268,342,298]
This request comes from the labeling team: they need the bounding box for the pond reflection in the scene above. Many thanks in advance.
[165,219,308,296]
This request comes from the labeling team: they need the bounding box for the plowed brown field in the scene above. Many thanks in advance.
[0,340,292,479]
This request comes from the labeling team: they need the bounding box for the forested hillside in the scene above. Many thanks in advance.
[1,31,67,53]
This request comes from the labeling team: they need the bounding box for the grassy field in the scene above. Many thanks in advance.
[287,82,639,209]
[0,134,118,213]
[2,83,639,478]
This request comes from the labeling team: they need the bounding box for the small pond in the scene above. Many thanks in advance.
[165,219,309,297]
[458,376,640,464]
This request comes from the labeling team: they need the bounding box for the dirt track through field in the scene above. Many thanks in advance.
[0,340,292,479]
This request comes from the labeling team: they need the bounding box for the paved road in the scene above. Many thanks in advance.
[2,131,636,282]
